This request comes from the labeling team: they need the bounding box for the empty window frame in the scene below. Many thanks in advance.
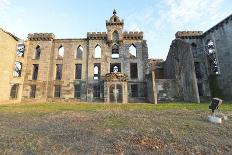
[76,46,83,59]
[30,85,36,98]
[112,44,119,58]
[58,45,64,59]
[94,63,101,80]
[112,31,119,42]
[194,62,201,79]
[54,85,61,98]
[74,84,81,99]
[16,43,25,57]
[93,85,100,98]
[13,61,22,77]
[110,63,121,73]
[56,64,62,80]
[129,44,137,58]
[130,63,138,79]
[32,64,39,80]
[35,45,41,59]
[191,43,197,57]
[94,45,101,58]
[10,84,19,99]
[75,64,82,79]
[131,84,138,97]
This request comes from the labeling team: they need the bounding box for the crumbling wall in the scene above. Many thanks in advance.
[156,79,180,102]
[203,15,232,100]
[165,39,200,103]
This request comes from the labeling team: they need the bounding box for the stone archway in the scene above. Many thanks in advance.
[110,84,122,103]
[104,73,128,104]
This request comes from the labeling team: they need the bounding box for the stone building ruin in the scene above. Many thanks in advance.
[1,11,232,103]
[0,11,150,103]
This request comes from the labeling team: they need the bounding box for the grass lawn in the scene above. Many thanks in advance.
[0,102,231,154]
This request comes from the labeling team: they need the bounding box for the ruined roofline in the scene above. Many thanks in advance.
[175,13,232,39]
[0,28,20,41]
[28,33,55,41]
[175,31,203,39]
[203,13,232,36]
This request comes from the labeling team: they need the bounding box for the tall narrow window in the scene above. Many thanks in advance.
[112,44,119,58]
[56,64,62,80]
[35,45,41,59]
[194,62,201,79]
[112,31,119,42]
[93,85,100,98]
[17,43,25,57]
[74,84,81,99]
[129,44,137,58]
[131,84,138,97]
[94,63,101,80]
[94,45,101,58]
[130,63,138,79]
[13,61,22,77]
[58,45,64,59]
[10,84,19,99]
[76,46,83,59]
[32,64,39,80]
[191,43,197,57]
[54,85,61,98]
[30,85,36,98]
[75,64,82,79]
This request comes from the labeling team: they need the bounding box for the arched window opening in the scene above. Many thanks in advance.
[10,84,19,99]
[94,45,101,58]
[58,45,64,59]
[206,40,220,75]
[17,43,25,57]
[191,43,197,57]
[94,63,101,80]
[76,46,83,59]
[35,45,41,59]
[129,44,137,58]
[112,31,119,42]
[112,44,119,58]
[13,61,22,77]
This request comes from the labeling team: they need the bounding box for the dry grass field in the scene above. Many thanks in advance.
[0,102,231,154]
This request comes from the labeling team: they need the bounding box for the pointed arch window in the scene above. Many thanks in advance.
[58,45,64,59]
[94,63,101,80]
[112,31,119,42]
[129,44,137,58]
[94,45,101,58]
[76,46,83,59]
[35,45,41,59]
[10,84,19,99]
[112,44,119,58]
[13,61,22,77]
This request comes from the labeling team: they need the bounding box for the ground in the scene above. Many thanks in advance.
[0,102,232,155]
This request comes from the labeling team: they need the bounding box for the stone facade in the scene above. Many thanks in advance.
[0,11,149,103]
[166,14,232,101]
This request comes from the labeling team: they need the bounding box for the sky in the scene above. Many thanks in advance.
[0,0,232,59]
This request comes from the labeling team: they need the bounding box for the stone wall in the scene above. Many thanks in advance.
[165,39,200,103]
[0,29,19,103]
[202,15,232,100]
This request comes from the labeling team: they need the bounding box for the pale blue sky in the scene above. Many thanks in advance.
[0,0,232,59]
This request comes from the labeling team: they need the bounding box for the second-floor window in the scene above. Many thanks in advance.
[56,64,62,80]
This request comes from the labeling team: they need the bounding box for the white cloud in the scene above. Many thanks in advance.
[163,0,226,29]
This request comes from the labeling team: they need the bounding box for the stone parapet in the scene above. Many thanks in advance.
[175,31,203,39]
[87,32,107,40]
[28,33,55,41]
[123,31,143,40]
